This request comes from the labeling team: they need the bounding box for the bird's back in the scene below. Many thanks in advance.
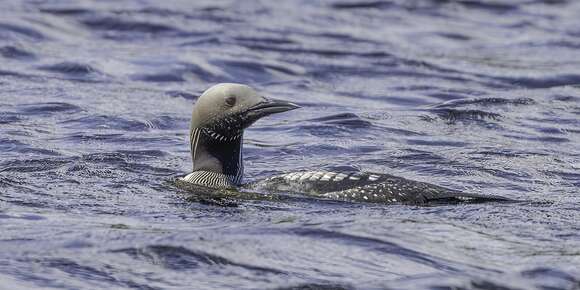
[250,170,511,205]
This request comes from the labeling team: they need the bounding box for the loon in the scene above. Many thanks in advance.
[178,83,509,205]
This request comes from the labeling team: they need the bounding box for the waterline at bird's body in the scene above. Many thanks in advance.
[180,83,510,205]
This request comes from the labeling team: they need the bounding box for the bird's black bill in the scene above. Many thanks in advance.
[247,98,300,118]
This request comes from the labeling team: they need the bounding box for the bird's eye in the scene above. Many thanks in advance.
[225,96,236,107]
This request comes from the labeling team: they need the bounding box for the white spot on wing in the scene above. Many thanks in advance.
[310,171,324,181]
[321,172,336,181]
[299,172,313,181]
[289,173,301,181]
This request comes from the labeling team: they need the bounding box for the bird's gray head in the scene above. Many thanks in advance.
[187,83,299,185]
[191,83,299,141]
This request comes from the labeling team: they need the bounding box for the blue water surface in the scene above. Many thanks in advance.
[1,1,579,289]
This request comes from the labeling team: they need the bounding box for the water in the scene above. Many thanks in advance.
[1,0,579,289]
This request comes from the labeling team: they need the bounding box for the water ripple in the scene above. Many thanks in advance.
[61,115,151,131]
[1,0,579,289]
[80,16,181,34]
[307,113,374,128]
[0,22,45,40]
[0,45,36,60]
[16,102,83,116]
[112,245,285,274]
[38,62,102,77]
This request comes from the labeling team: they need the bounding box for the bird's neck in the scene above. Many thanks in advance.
[189,128,244,184]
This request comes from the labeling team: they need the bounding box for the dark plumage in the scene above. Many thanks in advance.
[179,83,510,205]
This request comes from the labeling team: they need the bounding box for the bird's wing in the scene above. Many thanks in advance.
[251,170,511,205]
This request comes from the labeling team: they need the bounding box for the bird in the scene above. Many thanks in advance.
[177,83,510,205]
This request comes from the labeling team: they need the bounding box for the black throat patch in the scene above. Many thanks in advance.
[190,128,243,184]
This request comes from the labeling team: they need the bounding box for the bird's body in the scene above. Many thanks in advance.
[251,170,506,204]
[179,83,509,205]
